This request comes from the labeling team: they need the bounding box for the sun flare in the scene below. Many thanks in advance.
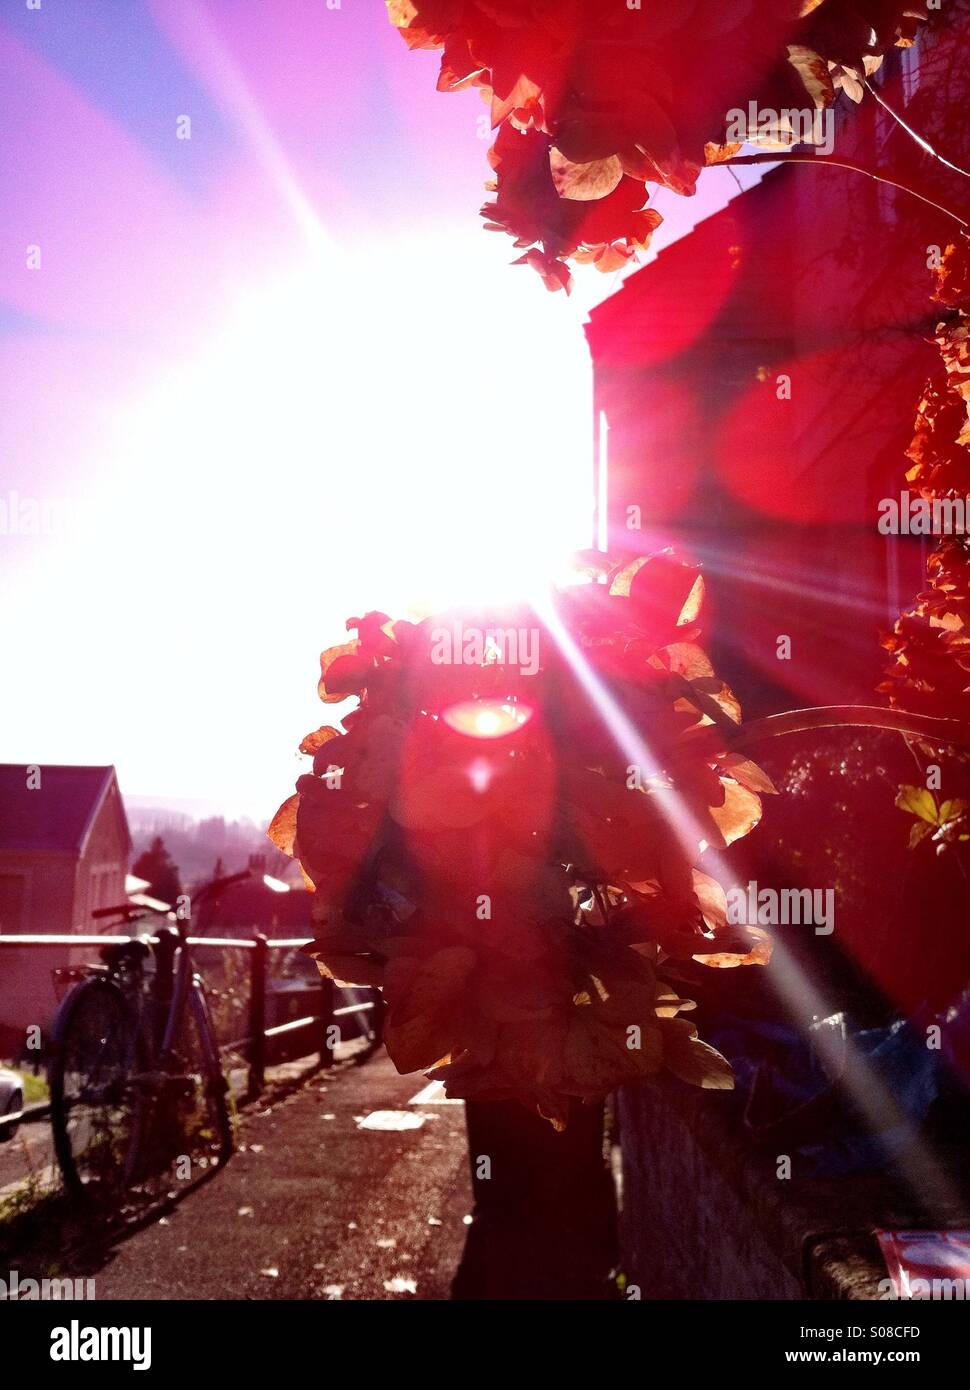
[5,240,593,810]
[107,251,592,616]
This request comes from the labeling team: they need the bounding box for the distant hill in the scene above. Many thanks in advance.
[125,800,291,890]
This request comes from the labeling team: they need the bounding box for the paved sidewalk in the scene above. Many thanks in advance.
[22,1053,473,1301]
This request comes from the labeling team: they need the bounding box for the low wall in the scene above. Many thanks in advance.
[617,1077,968,1300]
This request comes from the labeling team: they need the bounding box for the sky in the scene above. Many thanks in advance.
[0,0,759,819]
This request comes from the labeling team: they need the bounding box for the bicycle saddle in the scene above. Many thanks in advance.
[101,938,152,967]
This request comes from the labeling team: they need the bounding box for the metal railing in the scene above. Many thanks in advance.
[0,931,383,1119]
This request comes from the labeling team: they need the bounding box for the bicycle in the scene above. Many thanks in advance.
[48,872,245,1201]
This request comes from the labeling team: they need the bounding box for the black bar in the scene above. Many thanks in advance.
[10,1297,970,1360]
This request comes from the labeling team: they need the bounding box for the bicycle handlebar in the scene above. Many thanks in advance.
[192,870,251,903]
[90,870,252,931]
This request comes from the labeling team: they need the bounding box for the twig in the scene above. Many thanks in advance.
[864,79,970,183]
[726,705,970,752]
[723,152,968,229]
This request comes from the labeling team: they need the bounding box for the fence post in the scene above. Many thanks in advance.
[247,933,268,1099]
[318,974,335,1070]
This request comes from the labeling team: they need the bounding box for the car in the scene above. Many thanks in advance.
[0,1066,23,1142]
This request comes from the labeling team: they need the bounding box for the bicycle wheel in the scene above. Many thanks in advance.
[49,977,146,1200]
[156,981,233,1173]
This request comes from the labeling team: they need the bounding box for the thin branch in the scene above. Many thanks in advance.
[864,79,970,183]
[727,705,970,752]
[723,151,969,229]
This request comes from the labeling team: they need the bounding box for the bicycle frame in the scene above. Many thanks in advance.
[158,921,195,1065]
[153,870,249,1065]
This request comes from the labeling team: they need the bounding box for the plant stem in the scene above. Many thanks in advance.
[723,152,969,229]
[729,705,970,751]
[864,79,970,183]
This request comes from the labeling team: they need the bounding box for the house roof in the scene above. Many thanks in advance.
[584,167,792,368]
[0,764,131,856]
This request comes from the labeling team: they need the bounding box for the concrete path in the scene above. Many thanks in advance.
[5,1052,473,1301]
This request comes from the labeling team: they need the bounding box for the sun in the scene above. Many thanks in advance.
[18,238,594,813]
[109,245,592,616]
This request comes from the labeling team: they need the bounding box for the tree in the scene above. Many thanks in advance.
[132,836,182,907]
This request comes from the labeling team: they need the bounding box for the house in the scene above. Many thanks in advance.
[585,31,966,715]
[0,764,131,1054]
[583,24,970,1007]
[193,857,314,938]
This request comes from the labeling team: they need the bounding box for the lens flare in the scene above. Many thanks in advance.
[442,700,533,739]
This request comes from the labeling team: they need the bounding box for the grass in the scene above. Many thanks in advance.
[0,1166,49,1227]
[20,1070,50,1105]
[1,1060,49,1105]
[0,1127,61,1257]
